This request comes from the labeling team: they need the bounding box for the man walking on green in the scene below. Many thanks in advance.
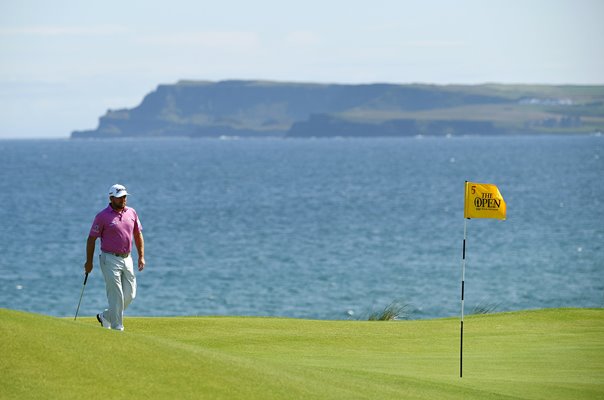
[84,184,145,331]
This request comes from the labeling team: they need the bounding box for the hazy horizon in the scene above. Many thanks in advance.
[2,0,603,139]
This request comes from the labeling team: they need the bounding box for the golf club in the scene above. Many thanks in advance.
[74,272,89,320]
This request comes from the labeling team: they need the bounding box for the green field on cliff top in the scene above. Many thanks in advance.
[1,308,602,399]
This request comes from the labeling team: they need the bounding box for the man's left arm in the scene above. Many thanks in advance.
[134,231,145,271]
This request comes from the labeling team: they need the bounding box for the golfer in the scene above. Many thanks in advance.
[84,184,145,331]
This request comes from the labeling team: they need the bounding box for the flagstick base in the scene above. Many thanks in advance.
[460,320,463,378]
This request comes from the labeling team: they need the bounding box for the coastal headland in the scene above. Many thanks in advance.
[72,81,604,139]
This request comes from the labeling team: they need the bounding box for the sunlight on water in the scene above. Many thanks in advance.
[0,136,602,319]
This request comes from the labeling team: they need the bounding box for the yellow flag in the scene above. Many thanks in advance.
[464,182,506,220]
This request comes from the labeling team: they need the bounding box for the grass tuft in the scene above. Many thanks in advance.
[471,299,500,315]
[367,300,411,321]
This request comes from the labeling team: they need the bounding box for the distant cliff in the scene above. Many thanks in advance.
[72,80,604,138]
[288,115,505,137]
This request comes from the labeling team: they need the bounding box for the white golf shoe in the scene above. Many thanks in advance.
[96,313,111,329]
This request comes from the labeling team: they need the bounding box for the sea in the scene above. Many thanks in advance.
[0,135,602,320]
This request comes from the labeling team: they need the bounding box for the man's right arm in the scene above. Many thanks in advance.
[85,235,97,273]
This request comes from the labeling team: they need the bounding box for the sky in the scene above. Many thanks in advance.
[1,0,603,139]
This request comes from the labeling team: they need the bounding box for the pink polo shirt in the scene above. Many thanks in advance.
[89,205,142,254]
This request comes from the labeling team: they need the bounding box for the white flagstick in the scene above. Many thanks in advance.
[460,217,468,378]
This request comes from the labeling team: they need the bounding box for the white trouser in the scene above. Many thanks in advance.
[99,252,136,330]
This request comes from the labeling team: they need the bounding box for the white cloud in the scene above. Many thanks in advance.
[0,25,131,36]
[401,40,466,48]
[136,31,261,49]
[284,31,320,46]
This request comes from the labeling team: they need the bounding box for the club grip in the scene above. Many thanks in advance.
[83,272,89,285]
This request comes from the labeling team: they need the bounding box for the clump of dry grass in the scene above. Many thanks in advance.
[368,301,411,321]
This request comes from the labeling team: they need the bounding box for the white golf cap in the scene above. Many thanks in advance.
[109,184,129,198]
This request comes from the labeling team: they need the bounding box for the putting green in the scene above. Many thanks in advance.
[1,308,602,399]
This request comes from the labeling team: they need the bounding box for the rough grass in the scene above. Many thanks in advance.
[1,308,603,399]
[367,301,411,320]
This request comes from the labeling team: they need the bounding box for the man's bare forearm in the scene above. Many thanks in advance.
[85,236,97,273]
[134,232,144,259]
[134,232,145,271]
[86,236,97,263]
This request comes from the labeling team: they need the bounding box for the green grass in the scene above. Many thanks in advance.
[1,308,603,399]
[340,103,604,132]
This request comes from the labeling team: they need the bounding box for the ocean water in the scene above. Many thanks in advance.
[0,135,602,320]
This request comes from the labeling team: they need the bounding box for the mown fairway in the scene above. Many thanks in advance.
[1,308,602,399]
